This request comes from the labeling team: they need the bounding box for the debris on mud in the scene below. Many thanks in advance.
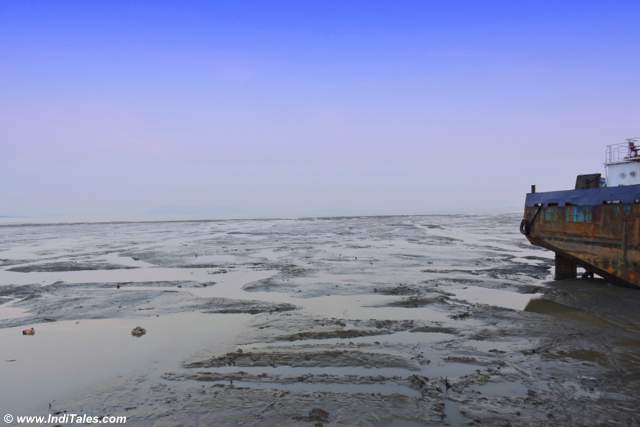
[131,326,146,337]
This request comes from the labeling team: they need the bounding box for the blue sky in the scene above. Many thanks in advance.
[1,1,639,220]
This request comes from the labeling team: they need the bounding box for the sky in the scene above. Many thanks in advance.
[1,1,639,221]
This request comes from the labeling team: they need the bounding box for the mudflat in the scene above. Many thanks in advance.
[1,214,638,425]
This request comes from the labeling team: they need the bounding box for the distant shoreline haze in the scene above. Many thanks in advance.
[0,212,522,228]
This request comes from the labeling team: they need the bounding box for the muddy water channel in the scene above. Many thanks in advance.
[0,215,639,425]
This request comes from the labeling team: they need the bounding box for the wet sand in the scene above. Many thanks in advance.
[0,214,639,425]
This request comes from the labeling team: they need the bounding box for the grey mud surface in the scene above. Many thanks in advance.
[0,215,639,426]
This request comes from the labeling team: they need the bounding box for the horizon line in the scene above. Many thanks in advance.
[0,211,521,228]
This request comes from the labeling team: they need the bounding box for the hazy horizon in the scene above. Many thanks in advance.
[2,1,639,221]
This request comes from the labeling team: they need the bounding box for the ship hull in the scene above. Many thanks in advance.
[523,184,640,287]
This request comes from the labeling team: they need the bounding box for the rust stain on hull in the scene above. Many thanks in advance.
[523,204,640,287]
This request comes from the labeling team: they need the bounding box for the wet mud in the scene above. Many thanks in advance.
[7,261,136,273]
[1,215,639,425]
[185,349,420,370]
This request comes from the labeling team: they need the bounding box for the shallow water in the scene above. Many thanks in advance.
[0,299,29,320]
[0,312,250,415]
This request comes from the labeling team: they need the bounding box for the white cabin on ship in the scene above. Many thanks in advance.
[605,139,640,187]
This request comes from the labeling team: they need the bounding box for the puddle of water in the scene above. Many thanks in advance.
[301,295,453,321]
[524,298,610,328]
[469,381,528,398]
[0,312,250,415]
[423,360,480,379]
[99,252,155,268]
[190,272,455,322]
[618,338,640,348]
[443,398,470,426]
[448,285,541,311]
[177,254,250,265]
[551,349,609,366]
[0,299,30,320]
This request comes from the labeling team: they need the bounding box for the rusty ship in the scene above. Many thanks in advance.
[521,139,640,287]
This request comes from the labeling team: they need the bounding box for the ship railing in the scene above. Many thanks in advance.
[605,140,640,164]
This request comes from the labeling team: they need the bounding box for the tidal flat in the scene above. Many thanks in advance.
[1,215,639,426]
